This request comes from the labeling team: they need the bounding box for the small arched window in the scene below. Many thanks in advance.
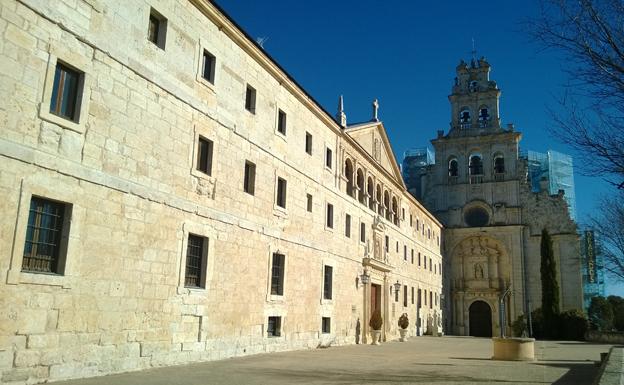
[478,106,490,128]
[459,108,471,129]
[448,158,459,177]
[469,80,478,92]
[344,159,354,197]
[469,154,483,175]
[367,177,375,210]
[356,169,365,204]
[494,155,505,174]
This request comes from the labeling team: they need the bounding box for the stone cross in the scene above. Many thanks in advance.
[372,99,379,121]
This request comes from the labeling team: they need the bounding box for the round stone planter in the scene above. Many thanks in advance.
[399,329,408,342]
[492,337,535,361]
[370,330,382,345]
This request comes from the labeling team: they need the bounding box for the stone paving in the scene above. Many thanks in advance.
[51,336,613,385]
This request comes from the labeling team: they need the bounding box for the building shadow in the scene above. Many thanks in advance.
[534,362,599,385]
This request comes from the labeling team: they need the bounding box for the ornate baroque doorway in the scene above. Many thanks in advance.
[469,300,492,337]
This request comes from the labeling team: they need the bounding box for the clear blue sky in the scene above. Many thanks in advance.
[217,0,622,296]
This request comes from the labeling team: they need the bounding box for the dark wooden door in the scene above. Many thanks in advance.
[469,300,492,337]
[371,284,381,312]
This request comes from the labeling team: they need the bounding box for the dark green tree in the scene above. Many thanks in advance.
[588,296,614,331]
[540,228,560,338]
[607,295,624,331]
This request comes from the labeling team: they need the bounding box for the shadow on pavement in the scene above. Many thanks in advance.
[533,362,598,385]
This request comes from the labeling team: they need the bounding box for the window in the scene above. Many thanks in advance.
[418,289,422,308]
[410,214,413,227]
[418,252,421,266]
[147,9,167,49]
[277,109,287,135]
[267,316,281,337]
[396,241,399,253]
[469,154,483,175]
[428,229,431,239]
[424,289,427,305]
[464,206,489,227]
[243,161,256,195]
[494,155,505,174]
[416,218,420,231]
[306,194,313,212]
[270,253,285,295]
[322,317,331,334]
[50,63,83,122]
[404,245,407,261]
[276,177,287,209]
[325,148,333,169]
[403,285,408,307]
[448,158,459,177]
[22,197,70,274]
[395,285,399,302]
[411,249,414,264]
[185,234,207,288]
[305,132,313,155]
[459,107,471,128]
[196,136,213,176]
[323,265,333,300]
[424,256,427,269]
[439,263,442,275]
[402,208,405,220]
[430,291,433,309]
[360,222,366,243]
[411,287,415,305]
[201,50,216,84]
[326,203,334,229]
[434,264,437,274]
[245,84,256,113]
[345,214,351,238]
[429,257,432,271]
[385,236,389,252]
[479,107,490,127]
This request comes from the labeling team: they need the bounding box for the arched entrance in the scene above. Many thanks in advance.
[469,300,492,337]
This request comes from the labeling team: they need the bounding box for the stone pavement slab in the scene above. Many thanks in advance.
[51,336,614,385]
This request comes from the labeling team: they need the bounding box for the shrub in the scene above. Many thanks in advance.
[559,309,588,340]
[512,314,528,337]
[530,308,545,339]
[589,296,614,331]
[398,313,409,329]
[369,309,383,330]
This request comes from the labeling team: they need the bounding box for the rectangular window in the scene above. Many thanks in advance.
[424,289,427,305]
[277,109,287,135]
[404,245,407,261]
[403,285,408,307]
[202,50,216,84]
[402,208,405,220]
[322,317,331,334]
[196,136,213,175]
[419,252,422,266]
[185,234,207,288]
[270,253,285,296]
[267,316,281,337]
[429,257,432,271]
[430,291,433,309]
[418,289,422,307]
[326,203,334,229]
[243,161,256,195]
[22,197,69,274]
[345,214,351,238]
[325,148,333,169]
[411,287,415,305]
[305,132,313,155]
[439,263,442,275]
[385,236,389,252]
[276,177,287,209]
[147,9,167,49]
[395,286,399,302]
[360,222,366,243]
[411,249,414,264]
[410,214,413,227]
[245,84,256,113]
[323,265,333,300]
[424,256,427,269]
[306,193,313,212]
[396,241,399,253]
[417,219,420,231]
[50,63,82,122]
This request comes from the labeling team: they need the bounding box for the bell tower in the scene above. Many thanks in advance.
[448,57,502,135]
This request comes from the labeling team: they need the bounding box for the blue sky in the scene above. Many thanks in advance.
[217,1,621,296]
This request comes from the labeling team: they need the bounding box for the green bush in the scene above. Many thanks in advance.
[398,313,409,329]
[369,309,383,330]
[589,296,614,331]
[559,309,588,341]
[512,314,527,337]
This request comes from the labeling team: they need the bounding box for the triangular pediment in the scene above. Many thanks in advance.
[345,121,405,188]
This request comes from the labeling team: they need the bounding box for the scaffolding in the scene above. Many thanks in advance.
[526,150,577,221]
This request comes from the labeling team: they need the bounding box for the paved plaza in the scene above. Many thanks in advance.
[51,336,612,385]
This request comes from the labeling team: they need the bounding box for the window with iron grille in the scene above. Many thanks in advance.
[267,316,281,337]
[322,317,331,333]
[196,136,213,175]
[147,9,167,49]
[243,161,256,195]
[185,234,206,288]
[277,109,287,135]
[305,132,312,155]
[345,214,351,238]
[22,197,68,274]
[202,49,216,84]
[270,253,285,295]
[50,63,82,122]
[245,84,256,113]
[276,177,287,208]
[323,265,333,300]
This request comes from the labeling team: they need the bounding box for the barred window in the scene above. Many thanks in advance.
[185,234,206,288]
[323,265,333,300]
[322,317,331,333]
[271,253,285,295]
[22,197,69,274]
[267,316,281,337]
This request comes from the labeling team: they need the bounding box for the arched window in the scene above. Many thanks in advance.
[469,80,478,92]
[459,108,471,129]
[376,185,383,216]
[356,169,365,205]
[448,158,459,177]
[478,106,490,128]
[494,155,505,174]
[344,159,354,197]
[469,154,483,175]
[383,191,390,221]
[367,177,375,211]
[391,197,399,226]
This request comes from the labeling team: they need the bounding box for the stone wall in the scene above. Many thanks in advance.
[0,0,443,383]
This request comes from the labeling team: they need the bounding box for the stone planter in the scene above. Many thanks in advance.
[371,330,381,345]
[492,337,535,361]
[399,328,408,342]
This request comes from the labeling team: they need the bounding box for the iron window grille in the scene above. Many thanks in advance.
[185,234,205,288]
[323,265,333,300]
[22,197,66,274]
[270,253,285,295]
[267,316,281,337]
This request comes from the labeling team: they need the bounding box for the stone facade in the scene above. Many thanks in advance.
[415,58,583,337]
[0,0,442,383]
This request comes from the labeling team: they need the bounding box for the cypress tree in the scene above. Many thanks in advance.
[540,228,560,338]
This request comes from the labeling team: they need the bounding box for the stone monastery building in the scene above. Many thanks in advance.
[410,58,584,337]
[0,0,443,383]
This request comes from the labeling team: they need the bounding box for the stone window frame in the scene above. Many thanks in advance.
[325,201,334,231]
[321,262,334,303]
[266,246,288,303]
[275,108,287,138]
[176,221,216,295]
[273,173,288,216]
[359,221,366,244]
[266,315,282,337]
[147,8,168,50]
[6,179,84,289]
[39,43,93,134]
[344,213,351,238]
[325,145,333,171]
[321,317,331,334]
[195,38,217,91]
[190,123,217,184]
